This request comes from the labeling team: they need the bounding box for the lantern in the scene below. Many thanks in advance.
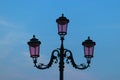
[82,37,96,58]
[28,35,41,58]
[56,14,69,37]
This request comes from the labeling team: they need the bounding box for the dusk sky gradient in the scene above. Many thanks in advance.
[0,0,120,80]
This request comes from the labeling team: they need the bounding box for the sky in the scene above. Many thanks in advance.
[0,0,120,80]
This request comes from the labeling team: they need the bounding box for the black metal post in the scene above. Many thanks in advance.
[59,37,65,80]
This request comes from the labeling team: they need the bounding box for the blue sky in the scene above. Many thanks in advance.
[0,0,120,80]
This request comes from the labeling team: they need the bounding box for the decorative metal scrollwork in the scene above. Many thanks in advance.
[65,49,90,70]
[34,49,59,69]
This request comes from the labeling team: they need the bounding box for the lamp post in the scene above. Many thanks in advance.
[27,14,96,80]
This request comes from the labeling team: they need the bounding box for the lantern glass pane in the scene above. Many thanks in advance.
[58,24,67,33]
[84,46,94,57]
[90,47,94,56]
[84,47,88,56]
[29,46,40,58]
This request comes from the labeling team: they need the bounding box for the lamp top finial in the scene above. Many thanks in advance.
[33,35,35,38]
[62,13,64,17]
[88,36,90,40]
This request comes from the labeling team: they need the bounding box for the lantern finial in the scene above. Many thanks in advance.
[33,35,36,38]
[88,36,90,40]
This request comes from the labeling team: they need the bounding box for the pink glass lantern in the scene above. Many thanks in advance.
[82,37,96,58]
[28,35,41,58]
[56,14,69,37]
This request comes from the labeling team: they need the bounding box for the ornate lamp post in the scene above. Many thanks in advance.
[27,14,96,80]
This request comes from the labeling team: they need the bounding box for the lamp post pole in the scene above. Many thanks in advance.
[27,14,96,80]
[59,37,65,80]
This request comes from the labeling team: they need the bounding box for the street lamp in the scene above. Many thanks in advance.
[56,14,69,37]
[27,14,96,80]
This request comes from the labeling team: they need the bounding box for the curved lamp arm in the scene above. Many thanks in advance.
[65,49,90,70]
[33,49,59,69]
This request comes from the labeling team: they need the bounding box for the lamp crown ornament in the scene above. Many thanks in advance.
[82,36,96,47]
[56,14,69,24]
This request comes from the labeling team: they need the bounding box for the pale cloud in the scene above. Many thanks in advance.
[0,19,30,60]
[0,19,17,28]
[64,66,96,80]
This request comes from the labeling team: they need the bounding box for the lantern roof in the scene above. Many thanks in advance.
[56,14,69,25]
[28,35,41,47]
[82,36,96,47]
